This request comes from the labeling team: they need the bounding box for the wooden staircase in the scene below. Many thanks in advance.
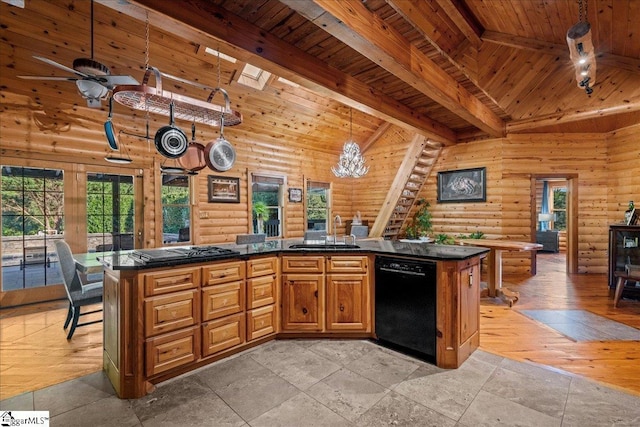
[369,135,443,239]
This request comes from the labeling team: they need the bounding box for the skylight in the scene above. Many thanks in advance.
[204,47,237,63]
[238,63,271,90]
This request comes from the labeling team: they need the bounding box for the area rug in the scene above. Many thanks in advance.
[518,309,640,341]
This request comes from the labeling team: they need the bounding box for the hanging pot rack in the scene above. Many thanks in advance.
[112,66,242,127]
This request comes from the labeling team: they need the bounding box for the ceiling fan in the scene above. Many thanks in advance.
[17,0,138,108]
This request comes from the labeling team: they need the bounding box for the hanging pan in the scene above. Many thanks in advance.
[104,96,119,150]
[154,102,188,158]
[177,121,207,172]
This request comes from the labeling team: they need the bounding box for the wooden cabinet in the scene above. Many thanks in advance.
[281,255,370,333]
[246,256,279,340]
[144,290,199,337]
[282,274,324,330]
[608,225,640,300]
[458,263,480,345]
[437,257,481,369]
[202,280,245,321]
[536,230,559,252]
[202,313,245,356]
[326,255,369,331]
[202,261,244,286]
[145,326,199,377]
[143,267,200,296]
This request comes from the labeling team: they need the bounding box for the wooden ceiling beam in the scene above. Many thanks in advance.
[99,0,456,144]
[483,31,640,75]
[506,95,640,133]
[360,122,391,154]
[386,0,503,116]
[433,0,483,48]
[282,0,504,138]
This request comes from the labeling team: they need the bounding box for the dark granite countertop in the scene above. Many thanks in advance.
[98,239,489,271]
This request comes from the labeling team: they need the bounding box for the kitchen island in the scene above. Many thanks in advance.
[98,239,488,398]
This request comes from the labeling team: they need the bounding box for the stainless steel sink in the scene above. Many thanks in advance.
[289,243,360,249]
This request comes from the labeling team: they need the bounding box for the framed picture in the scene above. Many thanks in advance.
[208,176,240,203]
[437,167,486,203]
[288,187,302,203]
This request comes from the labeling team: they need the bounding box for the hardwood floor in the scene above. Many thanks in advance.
[0,300,102,400]
[480,252,640,396]
[1,252,638,400]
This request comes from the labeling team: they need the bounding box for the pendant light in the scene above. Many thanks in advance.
[567,0,595,95]
[331,108,369,178]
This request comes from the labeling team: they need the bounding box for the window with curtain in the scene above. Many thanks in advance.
[87,173,135,252]
[306,180,330,231]
[161,175,191,244]
[251,173,284,237]
[552,187,567,231]
[1,166,64,290]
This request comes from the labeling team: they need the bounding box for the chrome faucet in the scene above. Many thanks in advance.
[333,214,342,243]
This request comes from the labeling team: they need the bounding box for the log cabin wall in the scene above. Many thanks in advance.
[414,132,621,275]
[607,124,640,226]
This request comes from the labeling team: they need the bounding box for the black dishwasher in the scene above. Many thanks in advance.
[375,256,437,363]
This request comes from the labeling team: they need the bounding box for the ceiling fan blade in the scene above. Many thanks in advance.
[101,75,139,86]
[33,55,88,78]
[17,75,78,82]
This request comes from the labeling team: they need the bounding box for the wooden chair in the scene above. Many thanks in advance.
[613,270,640,308]
[54,240,103,339]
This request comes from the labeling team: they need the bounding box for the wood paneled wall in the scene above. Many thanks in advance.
[607,125,640,225]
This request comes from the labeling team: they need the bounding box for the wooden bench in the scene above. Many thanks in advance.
[613,271,640,308]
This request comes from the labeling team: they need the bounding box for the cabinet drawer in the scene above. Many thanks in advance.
[247,274,278,309]
[143,267,200,297]
[202,281,245,321]
[145,326,199,377]
[202,261,245,286]
[247,305,277,341]
[326,256,368,273]
[247,256,278,278]
[202,313,245,357]
[144,290,199,337]
[282,256,325,273]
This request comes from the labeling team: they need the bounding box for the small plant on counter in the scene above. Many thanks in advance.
[434,233,454,245]
[457,231,485,239]
[403,198,433,240]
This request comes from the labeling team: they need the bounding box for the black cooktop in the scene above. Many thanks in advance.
[130,245,240,264]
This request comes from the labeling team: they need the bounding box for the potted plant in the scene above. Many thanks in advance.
[403,198,432,241]
[253,201,268,234]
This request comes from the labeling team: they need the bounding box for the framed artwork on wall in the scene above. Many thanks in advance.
[288,187,302,202]
[437,167,486,203]
[208,176,240,203]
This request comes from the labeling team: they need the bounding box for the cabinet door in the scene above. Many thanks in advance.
[282,256,325,273]
[202,313,245,357]
[202,261,245,286]
[247,304,277,340]
[247,256,278,278]
[144,290,199,338]
[145,326,199,377]
[143,267,200,297]
[202,281,245,321]
[326,256,368,273]
[459,263,480,345]
[247,274,278,309]
[326,274,369,331]
[281,274,324,330]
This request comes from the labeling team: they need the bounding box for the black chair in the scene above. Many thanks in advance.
[54,240,103,339]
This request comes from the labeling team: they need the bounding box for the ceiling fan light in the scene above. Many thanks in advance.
[76,79,108,99]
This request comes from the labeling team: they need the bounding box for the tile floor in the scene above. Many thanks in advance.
[2,339,640,426]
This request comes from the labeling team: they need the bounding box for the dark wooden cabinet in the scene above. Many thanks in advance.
[536,230,559,252]
[608,225,640,299]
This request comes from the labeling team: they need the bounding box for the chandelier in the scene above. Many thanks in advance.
[331,109,369,178]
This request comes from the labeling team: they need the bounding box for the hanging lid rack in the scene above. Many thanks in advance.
[112,67,242,127]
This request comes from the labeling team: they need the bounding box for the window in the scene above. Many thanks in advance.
[251,174,284,237]
[306,181,330,231]
[87,173,135,252]
[552,187,567,231]
[161,175,191,244]
[1,166,64,290]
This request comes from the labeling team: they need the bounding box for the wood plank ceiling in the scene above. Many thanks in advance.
[2,0,639,151]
